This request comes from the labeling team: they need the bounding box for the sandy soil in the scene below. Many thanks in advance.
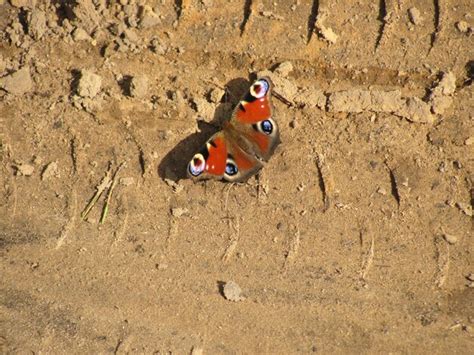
[1,0,473,353]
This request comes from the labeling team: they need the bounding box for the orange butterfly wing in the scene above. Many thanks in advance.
[187,77,279,182]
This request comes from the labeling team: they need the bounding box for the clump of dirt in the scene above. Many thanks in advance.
[0,66,32,95]
[222,280,246,302]
[77,69,102,98]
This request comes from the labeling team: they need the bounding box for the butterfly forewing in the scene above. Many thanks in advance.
[229,77,280,161]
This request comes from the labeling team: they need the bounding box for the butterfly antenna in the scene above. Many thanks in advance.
[273,90,293,107]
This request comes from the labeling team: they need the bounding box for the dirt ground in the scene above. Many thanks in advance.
[1,0,473,353]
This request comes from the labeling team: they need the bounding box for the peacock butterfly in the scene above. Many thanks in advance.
[187,77,280,182]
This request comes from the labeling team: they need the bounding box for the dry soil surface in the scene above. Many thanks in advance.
[1,0,473,353]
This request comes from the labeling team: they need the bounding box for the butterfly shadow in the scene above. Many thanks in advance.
[157,77,252,182]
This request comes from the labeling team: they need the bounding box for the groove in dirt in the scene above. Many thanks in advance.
[315,154,330,212]
[307,0,320,44]
[429,0,441,51]
[388,168,400,206]
[138,150,146,175]
[175,0,183,20]
[240,0,253,36]
[375,0,387,50]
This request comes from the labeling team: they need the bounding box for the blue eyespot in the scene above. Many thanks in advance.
[252,79,270,98]
[261,120,273,135]
[225,162,238,176]
[259,79,269,95]
[189,154,205,176]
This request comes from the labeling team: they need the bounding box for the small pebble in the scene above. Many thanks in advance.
[150,38,166,55]
[77,70,102,98]
[443,233,457,245]
[274,61,294,78]
[0,67,33,95]
[123,28,139,43]
[156,263,168,270]
[129,75,149,98]
[0,55,6,73]
[171,207,188,217]
[72,27,91,41]
[27,9,47,40]
[15,163,35,176]
[453,160,462,169]
[164,178,183,193]
[119,177,135,186]
[139,5,161,29]
[317,25,338,44]
[10,0,37,8]
[408,7,422,25]
[456,202,473,217]
[193,97,214,120]
[209,87,225,103]
[191,347,204,355]
[41,161,60,180]
[289,119,298,128]
[223,281,245,302]
[455,20,469,33]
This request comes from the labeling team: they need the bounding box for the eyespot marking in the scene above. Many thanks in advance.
[188,153,206,176]
[260,120,273,135]
[225,161,238,176]
[250,79,270,99]
[252,119,274,136]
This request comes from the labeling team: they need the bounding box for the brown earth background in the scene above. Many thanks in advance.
[0,0,473,353]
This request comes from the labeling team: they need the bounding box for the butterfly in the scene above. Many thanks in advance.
[187,77,280,182]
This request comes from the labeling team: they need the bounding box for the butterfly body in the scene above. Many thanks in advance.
[188,77,280,182]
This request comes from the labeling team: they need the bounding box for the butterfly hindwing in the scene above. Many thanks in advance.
[187,131,263,182]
